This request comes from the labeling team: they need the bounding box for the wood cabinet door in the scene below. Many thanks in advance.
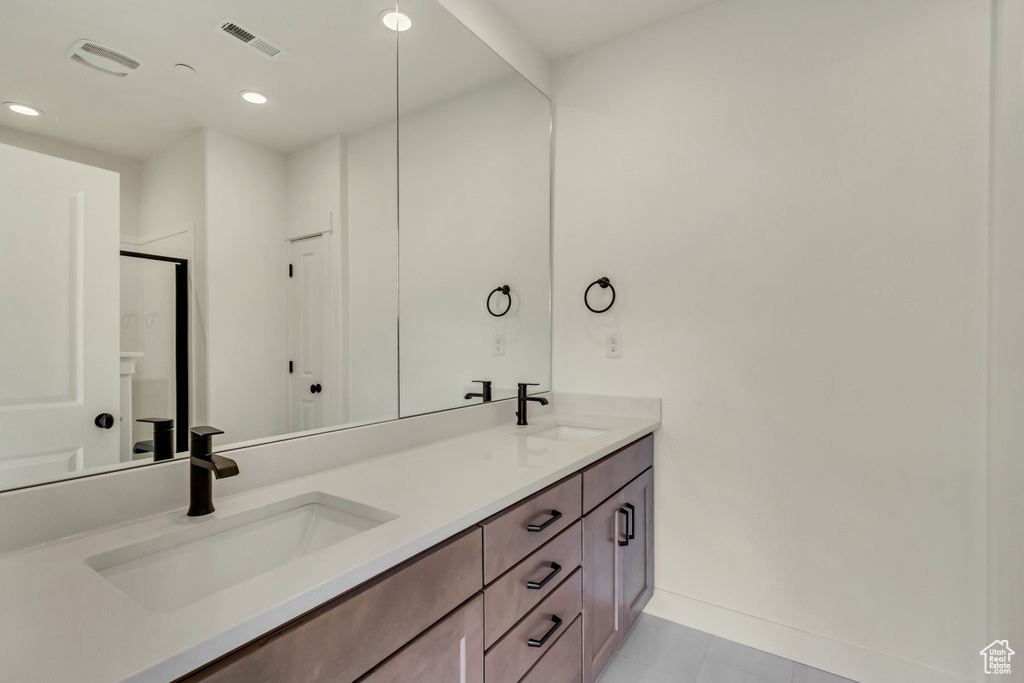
[181,529,482,683]
[582,489,628,683]
[359,595,483,683]
[621,467,654,634]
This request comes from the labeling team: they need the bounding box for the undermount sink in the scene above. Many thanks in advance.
[85,492,398,613]
[518,422,610,441]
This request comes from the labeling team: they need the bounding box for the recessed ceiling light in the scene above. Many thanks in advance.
[240,91,268,104]
[380,10,412,32]
[4,102,43,117]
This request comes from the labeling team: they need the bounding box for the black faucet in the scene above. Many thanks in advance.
[516,383,549,426]
[465,380,493,403]
[188,426,239,517]
[137,417,175,461]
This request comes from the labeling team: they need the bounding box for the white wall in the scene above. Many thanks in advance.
[435,0,551,96]
[137,130,208,430]
[988,0,1024,661]
[0,125,141,237]
[551,1,990,680]
[205,129,289,443]
[398,76,551,415]
[346,124,399,425]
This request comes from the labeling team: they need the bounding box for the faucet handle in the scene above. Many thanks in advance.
[190,426,224,438]
[518,382,540,387]
[472,380,492,386]
[137,417,173,431]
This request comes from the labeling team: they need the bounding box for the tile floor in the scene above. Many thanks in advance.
[597,614,857,683]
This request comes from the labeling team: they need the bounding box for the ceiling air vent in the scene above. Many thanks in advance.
[218,19,286,60]
[66,40,140,77]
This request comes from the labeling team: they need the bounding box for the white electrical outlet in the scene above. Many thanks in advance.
[606,332,622,358]
[493,333,505,356]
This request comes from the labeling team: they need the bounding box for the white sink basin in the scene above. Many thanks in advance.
[518,422,610,441]
[85,492,398,613]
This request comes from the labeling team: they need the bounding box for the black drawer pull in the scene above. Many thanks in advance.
[618,508,630,546]
[625,502,636,540]
[527,615,563,647]
[526,562,562,590]
[527,509,562,533]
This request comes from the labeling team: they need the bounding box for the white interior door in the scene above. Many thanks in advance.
[0,143,120,487]
[288,234,331,431]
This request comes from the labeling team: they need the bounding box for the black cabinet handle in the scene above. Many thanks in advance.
[94,413,115,429]
[625,502,636,540]
[527,615,563,647]
[527,510,562,533]
[526,562,562,590]
[618,508,630,546]
[309,384,322,394]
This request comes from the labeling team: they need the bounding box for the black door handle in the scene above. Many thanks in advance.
[527,615,563,647]
[527,510,562,533]
[625,502,636,540]
[526,562,562,590]
[618,508,630,546]
[309,384,322,394]
[94,413,115,429]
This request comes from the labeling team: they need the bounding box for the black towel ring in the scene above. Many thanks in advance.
[584,277,616,313]
[487,285,512,317]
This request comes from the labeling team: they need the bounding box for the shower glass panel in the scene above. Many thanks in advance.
[119,253,188,461]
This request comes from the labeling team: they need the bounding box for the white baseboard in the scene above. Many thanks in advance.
[644,589,981,683]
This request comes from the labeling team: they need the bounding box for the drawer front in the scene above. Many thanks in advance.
[358,595,483,683]
[582,434,653,514]
[482,474,581,583]
[485,567,583,683]
[182,528,483,683]
[520,614,583,683]
[484,520,582,649]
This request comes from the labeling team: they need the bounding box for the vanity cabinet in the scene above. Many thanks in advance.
[621,468,654,631]
[481,476,585,683]
[358,595,483,683]
[582,436,654,683]
[520,614,584,683]
[181,434,654,683]
[179,529,483,683]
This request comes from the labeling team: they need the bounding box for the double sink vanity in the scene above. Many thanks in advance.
[0,1,646,680]
[0,394,659,683]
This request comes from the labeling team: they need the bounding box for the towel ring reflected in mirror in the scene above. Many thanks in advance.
[487,285,512,317]
[584,277,615,313]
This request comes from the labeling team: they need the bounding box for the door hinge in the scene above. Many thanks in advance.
[288,264,293,277]
[289,361,293,374]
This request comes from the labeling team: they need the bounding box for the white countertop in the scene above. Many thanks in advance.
[0,409,659,682]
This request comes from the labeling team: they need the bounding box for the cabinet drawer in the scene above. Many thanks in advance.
[484,520,582,649]
[182,528,482,683]
[520,614,583,683]
[485,567,582,683]
[582,434,653,514]
[481,474,581,583]
[358,595,483,683]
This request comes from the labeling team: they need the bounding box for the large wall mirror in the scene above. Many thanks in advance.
[0,0,550,492]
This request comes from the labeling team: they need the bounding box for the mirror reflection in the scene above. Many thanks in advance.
[398,0,552,416]
[0,0,551,493]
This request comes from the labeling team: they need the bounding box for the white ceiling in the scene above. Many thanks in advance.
[489,0,721,59]
[0,0,515,159]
